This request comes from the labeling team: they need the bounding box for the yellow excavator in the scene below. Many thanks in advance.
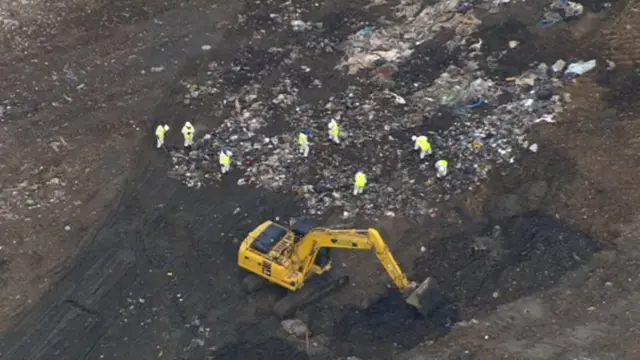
[237,219,441,318]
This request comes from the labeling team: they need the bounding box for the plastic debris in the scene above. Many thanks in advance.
[541,0,584,28]
[561,0,584,18]
[551,59,566,73]
[565,60,596,77]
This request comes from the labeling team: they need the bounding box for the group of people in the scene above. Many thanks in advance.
[155,118,449,196]
[155,121,195,148]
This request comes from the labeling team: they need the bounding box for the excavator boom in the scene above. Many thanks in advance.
[292,227,441,315]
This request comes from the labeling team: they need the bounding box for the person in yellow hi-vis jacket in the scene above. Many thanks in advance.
[298,129,311,157]
[411,135,432,159]
[182,121,195,148]
[219,147,232,174]
[435,159,448,178]
[155,124,169,148]
[353,169,367,195]
[328,119,340,144]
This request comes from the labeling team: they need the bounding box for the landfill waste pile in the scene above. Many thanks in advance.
[167,0,574,221]
[541,0,586,28]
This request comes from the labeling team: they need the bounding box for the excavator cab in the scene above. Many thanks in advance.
[290,219,314,242]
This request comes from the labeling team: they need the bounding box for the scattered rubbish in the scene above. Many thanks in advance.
[534,114,556,124]
[457,0,473,13]
[336,0,482,74]
[467,98,487,109]
[528,143,538,153]
[201,45,212,51]
[387,90,406,105]
[165,0,563,222]
[357,26,374,35]
[508,40,519,49]
[542,0,584,28]
[540,15,563,29]
[151,66,165,73]
[66,71,75,81]
[564,60,596,78]
[551,59,566,73]
[561,0,584,18]
[64,225,71,231]
[606,60,616,71]
[291,20,318,32]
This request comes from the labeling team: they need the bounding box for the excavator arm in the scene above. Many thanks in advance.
[294,228,414,292]
[291,227,441,316]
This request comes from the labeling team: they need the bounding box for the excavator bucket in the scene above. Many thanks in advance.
[405,277,442,316]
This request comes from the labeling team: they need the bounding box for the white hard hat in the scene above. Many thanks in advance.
[164,125,169,131]
[185,121,193,127]
[411,136,417,141]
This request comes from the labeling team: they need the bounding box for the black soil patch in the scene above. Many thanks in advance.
[476,20,543,78]
[308,293,457,359]
[307,214,604,360]
[602,67,640,116]
[580,0,625,12]
[414,214,604,316]
[212,337,309,359]
[422,106,457,132]
[392,29,462,94]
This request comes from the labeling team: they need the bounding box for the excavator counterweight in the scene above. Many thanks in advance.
[237,220,441,317]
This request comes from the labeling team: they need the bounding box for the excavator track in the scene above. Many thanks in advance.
[242,273,268,293]
[273,271,349,319]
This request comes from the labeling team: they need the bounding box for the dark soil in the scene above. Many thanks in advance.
[602,67,640,116]
[212,338,309,360]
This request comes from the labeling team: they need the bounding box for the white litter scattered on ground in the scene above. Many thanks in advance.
[167,0,570,221]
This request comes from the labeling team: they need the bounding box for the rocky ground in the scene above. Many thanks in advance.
[1,0,640,359]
